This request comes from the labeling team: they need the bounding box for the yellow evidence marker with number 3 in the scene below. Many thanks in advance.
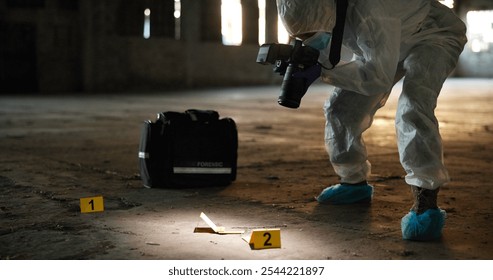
[246,228,281,250]
[80,196,104,213]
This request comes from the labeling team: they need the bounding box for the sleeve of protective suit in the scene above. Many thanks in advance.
[321,11,402,96]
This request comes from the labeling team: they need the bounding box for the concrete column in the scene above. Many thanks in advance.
[265,0,277,43]
[200,0,222,42]
[151,0,175,38]
[80,0,94,91]
[242,0,259,45]
[181,0,200,42]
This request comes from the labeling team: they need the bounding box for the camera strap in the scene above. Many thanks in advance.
[328,0,348,69]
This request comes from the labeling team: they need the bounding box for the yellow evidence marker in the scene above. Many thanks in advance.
[244,228,281,250]
[80,196,104,213]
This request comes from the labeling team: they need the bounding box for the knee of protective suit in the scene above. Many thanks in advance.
[402,44,460,94]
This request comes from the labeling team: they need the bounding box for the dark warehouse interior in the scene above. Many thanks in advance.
[1,0,493,273]
[1,0,492,93]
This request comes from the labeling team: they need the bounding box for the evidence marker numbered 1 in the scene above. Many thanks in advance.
[80,196,104,213]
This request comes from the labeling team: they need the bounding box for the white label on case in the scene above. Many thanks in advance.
[173,167,232,174]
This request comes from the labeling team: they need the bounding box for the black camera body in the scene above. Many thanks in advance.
[256,40,319,108]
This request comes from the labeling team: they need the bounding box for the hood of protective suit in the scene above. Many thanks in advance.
[276,0,337,37]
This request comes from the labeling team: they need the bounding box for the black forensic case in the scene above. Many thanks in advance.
[138,109,237,188]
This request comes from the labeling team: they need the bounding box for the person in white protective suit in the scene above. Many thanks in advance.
[276,0,467,241]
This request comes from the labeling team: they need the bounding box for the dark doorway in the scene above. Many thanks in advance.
[0,22,38,93]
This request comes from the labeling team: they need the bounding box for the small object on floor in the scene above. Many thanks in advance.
[316,183,373,204]
[193,212,244,234]
[401,208,446,241]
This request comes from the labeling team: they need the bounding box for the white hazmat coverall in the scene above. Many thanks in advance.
[277,0,467,190]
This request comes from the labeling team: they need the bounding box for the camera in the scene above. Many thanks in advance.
[256,39,319,108]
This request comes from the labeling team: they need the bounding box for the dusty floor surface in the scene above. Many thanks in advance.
[0,78,492,260]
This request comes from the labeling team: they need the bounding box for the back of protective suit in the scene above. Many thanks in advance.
[342,0,434,63]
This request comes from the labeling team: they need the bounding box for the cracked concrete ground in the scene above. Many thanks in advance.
[0,78,492,260]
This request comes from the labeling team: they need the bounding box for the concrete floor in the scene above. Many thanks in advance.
[0,78,492,260]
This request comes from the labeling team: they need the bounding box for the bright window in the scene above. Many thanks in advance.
[467,10,493,53]
[221,0,243,45]
[174,0,181,40]
[439,0,454,9]
[258,0,266,45]
[277,15,290,44]
[143,8,151,39]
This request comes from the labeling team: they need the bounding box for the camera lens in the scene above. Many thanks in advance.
[278,64,306,109]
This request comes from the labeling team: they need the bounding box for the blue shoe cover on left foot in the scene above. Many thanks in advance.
[316,183,373,204]
[401,209,446,241]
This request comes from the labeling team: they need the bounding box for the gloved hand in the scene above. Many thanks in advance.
[292,64,322,89]
[278,64,322,108]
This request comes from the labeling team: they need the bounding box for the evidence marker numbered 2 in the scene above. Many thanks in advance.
[243,228,281,250]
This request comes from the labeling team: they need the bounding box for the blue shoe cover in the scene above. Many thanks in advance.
[401,209,446,241]
[316,183,373,204]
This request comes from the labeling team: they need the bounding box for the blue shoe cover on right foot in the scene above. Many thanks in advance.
[401,208,446,241]
[316,183,373,204]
